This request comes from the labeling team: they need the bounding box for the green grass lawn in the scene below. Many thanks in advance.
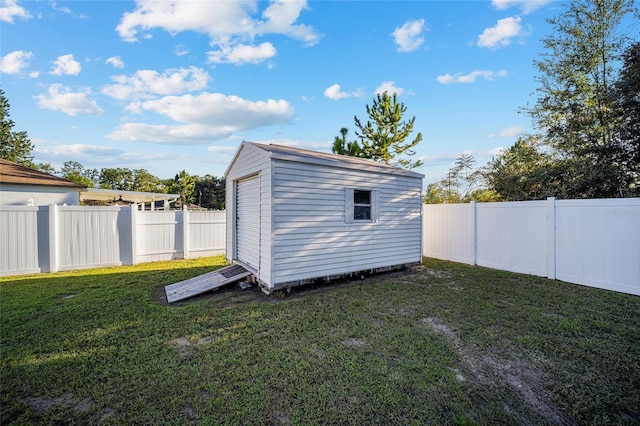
[1,256,639,425]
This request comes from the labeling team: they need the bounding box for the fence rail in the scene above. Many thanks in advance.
[0,205,225,276]
[2,199,639,296]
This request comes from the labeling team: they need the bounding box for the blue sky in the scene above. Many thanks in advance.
[1,0,561,184]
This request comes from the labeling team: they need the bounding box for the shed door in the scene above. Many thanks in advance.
[236,175,260,270]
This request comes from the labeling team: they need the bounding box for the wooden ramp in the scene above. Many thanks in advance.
[165,264,252,303]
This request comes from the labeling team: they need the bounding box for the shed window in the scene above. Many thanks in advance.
[353,190,371,220]
[345,188,379,223]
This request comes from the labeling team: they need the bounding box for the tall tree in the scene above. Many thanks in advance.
[332,127,362,157]
[614,41,640,196]
[61,161,98,188]
[0,89,35,167]
[354,92,423,169]
[99,168,135,191]
[486,135,563,200]
[170,170,196,207]
[523,0,636,198]
[424,153,499,203]
[132,169,164,193]
[194,174,226,210]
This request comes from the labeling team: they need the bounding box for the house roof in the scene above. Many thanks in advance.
[226,141,424,179]
[0,159,85,189]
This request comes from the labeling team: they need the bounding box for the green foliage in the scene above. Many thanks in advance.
[0,89,35,167]
[331,127,363,157]
[614,41,640,196]
[485,135,562,200]
[522,0,637,198]
[34,163,56,175]
[194,174,226,210]
[354,92,423,169]
[99,167,134,190]
[423,182,461,204]
[132,169,164,193]
[60,161,98,188]
[170,169,196,207]
[424,153,499,203]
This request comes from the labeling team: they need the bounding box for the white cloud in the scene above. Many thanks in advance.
[323,84,364,101]
[477,17,523,49]
[491,0,553,14]
[437,69,507,84]
[208,42,276,65]
[488,146,506,156]
[107,92,294,144]
[391,18,425,52]
[324,84,349,101]
[102,67,210,100]
[36,84,104,116]
[116,0,319,63]
[0,50,32,74]
[257,0,318,46]
[38,143,124,158]
[207,145,238,154]
[108,123,235,144]
[49,1,72,14]
[106,56,125,69]
[138,93,293,125]
[375,81,405,96]
[175,44,189,56]
[489,125,523,138]
[0,0,31,23]
[50,54,81,76]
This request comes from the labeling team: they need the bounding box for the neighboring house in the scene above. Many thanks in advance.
[0,159,85,206]
[225,141,424,293]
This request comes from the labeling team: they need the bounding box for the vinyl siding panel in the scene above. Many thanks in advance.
[225,144,272,285]
[271,160,422,285]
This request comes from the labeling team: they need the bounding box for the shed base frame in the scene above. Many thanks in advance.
[260,262,421,294]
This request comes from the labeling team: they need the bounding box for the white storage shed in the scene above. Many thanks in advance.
[225,142,424,293]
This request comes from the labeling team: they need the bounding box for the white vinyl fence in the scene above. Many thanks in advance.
[2,199,638,297]
[423,198,640,296]
[0,205,225,276]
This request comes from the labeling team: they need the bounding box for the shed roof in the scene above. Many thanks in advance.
[226,141,424,179]
[0,159,85,189]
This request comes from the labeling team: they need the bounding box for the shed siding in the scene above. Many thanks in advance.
[225,144,272,285]
[271,160,422,285]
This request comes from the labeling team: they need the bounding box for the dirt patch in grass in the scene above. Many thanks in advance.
[420,315,570,425]
[343,337,367,347]
[22,393,93,415]
[417,266,453,279]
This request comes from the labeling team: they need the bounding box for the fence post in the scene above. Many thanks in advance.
[48,204,58,273]
[182,206,189,259]
[547,197,556,280]
[471,201,478,265]
[130,204,138,265]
